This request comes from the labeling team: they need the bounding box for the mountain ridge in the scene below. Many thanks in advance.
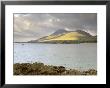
[28,29,97,44]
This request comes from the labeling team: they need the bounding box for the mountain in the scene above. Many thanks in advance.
[76,30,92,37]
[51,29,68,35]
[28,29,97,44]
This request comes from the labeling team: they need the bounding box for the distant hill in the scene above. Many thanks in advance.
[28,29,97,44]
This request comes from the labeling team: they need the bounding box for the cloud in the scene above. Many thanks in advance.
[14,13,97,42]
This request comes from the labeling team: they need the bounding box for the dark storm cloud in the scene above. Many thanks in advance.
[14,13,97,42]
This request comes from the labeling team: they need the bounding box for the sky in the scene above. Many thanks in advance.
[14,13,97,42]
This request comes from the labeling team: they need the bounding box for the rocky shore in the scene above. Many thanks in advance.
[14,62,97,75]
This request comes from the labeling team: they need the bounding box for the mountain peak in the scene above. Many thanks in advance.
[52,29,68,35]
[76,30,92,37]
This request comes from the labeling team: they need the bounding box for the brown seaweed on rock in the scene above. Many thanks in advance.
[13,62,97,75]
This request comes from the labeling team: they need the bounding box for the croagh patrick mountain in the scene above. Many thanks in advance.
[28,29,97,44]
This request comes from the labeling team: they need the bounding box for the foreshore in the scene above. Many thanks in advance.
[14,62,97,75]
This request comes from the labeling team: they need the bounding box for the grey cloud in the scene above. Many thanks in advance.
[14,13,97,42]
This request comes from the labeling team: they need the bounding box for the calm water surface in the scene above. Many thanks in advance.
[14,43,97,70]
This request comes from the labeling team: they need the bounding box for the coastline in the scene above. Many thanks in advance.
[14,62,97,75]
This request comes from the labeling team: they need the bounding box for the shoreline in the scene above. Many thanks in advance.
[14,42,97,44]
[14,62,97,75]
